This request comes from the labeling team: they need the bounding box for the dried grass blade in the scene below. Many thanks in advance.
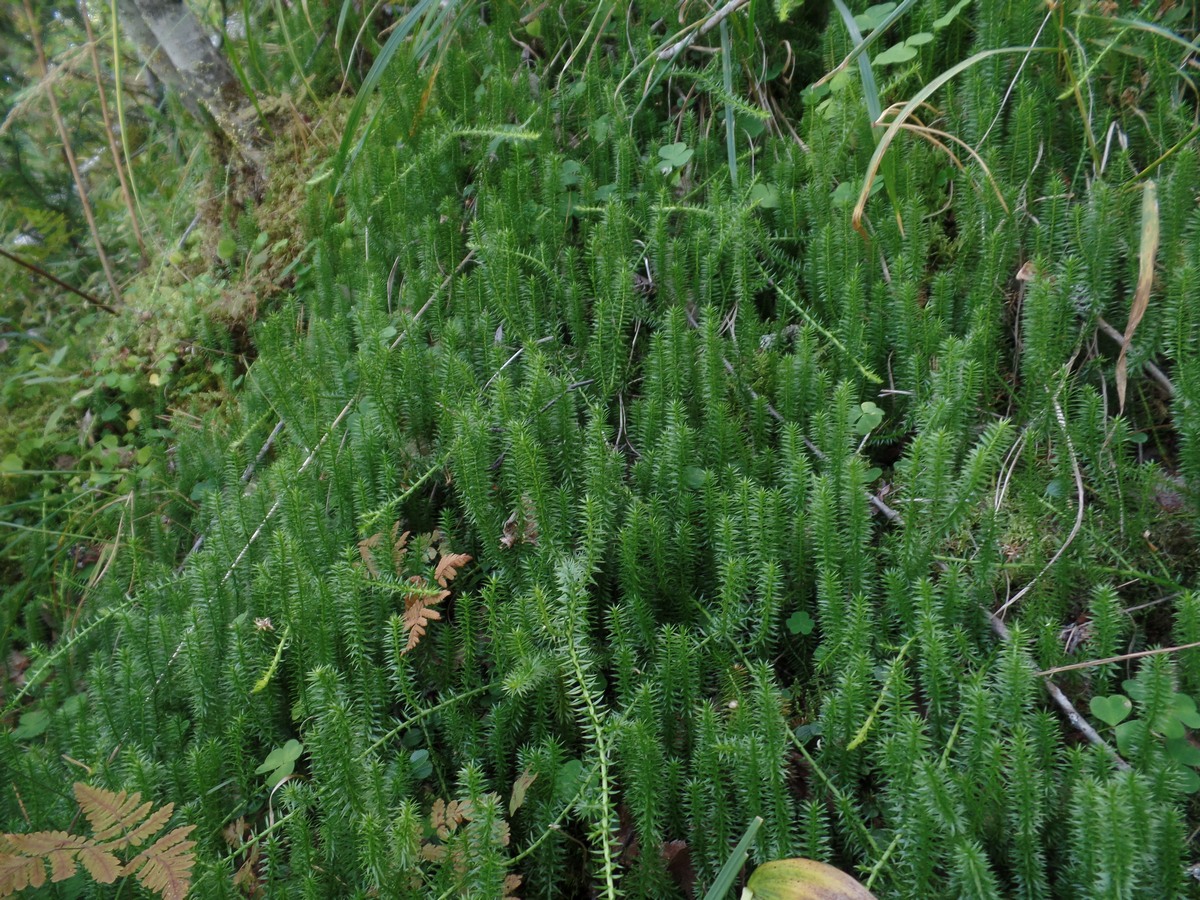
[1116,180,1159,413]
[852,47,1046,238]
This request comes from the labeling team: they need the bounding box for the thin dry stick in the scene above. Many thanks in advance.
[656,0,750,60]
[996,397,1084,619]
[0,245,116,314]
[25,0,123,306]
[78,2,148,266]
[989,612,1131,771]
[1038,640,1200,677]
[1096,315,1175,397]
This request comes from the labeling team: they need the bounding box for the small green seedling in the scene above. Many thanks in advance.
[750,182,780,209]
[1091,681,1200,792]
[787,610,815,636]
[657,142,694,176]
[256,739,304,788]
[12,709,50,740]
[849,401,884,436]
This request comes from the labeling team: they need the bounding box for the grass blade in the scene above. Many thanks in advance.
[332,0,443,195]
[703,816,763,900]
[852,46,1051,236]
[830,0,882,125]
[721,18,737,188]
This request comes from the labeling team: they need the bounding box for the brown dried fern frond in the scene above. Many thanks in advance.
[0,782,194,899]
[122,825,198,900]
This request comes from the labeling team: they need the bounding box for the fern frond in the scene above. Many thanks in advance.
[0,783,188,898]
[121,825,197,900]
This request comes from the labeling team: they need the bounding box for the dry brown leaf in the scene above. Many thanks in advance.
[75,783,159,847]
[428,799,448,843]
[402,576,449,653]
[500,512,519,549]
[358,525,410,579]
[430,798,472,839]
[222,819,246,849]
[434,552,472,588]
[76,843,122,884]
[0,851,47,892]
[500,497,538,550]
[502,872,523,900]
[357,533,383,577]
[393,527,411,570]
[122,825,197,900]
[420,842,446,862]
[232,843,263,898]
[1,783,196,899]
[1116,180,1159,413]
[509,770,538,816]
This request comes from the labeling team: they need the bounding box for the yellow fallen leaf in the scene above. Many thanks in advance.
[744,858,877,900]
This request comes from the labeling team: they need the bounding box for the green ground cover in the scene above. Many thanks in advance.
[4,1,1200,896]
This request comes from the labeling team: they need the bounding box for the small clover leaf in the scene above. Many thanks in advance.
[1176,766,1200,793]
[255,739,304,788]
[1169,692,1200,729]
[1089,694,1132,727]
[750,182,780,209]
[554,759,585,802]
[559,159,583,189]
[853,2,897,31]
[657,142,694,174]
[874,42,919,66]
[850,401,884,436]
[794,721,822,742]
[933,0,971,29]
[410,748,433,780]
[590,115,612,144]
[787,610,815,636]
[1165,737,1200,768]
[1114,719,1146,756]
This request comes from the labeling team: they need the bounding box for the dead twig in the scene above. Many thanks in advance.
[989,612,1131,771]
[0,246,116,314]
[656,0,750,61]
[1096,315,1174,398]
[1037,640,1200,677]
[24,0,123,306]
[78,2,148,267]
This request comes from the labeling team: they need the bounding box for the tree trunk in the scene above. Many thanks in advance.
[117,0,263,172]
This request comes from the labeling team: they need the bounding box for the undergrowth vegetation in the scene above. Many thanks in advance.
[4,0,1200,897]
